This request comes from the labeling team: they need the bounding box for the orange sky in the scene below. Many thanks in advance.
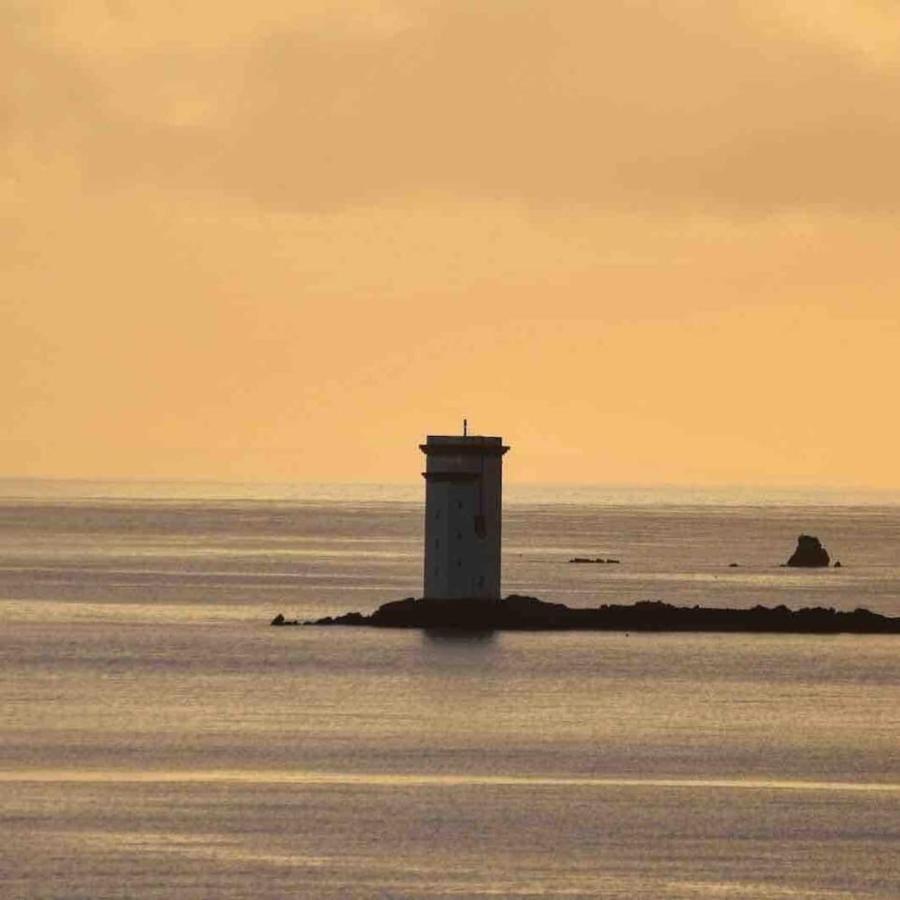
[4,1,900,486]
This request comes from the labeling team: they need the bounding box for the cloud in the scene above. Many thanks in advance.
[7,1,900,213]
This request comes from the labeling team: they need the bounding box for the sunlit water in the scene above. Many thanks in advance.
[1,481,898,897]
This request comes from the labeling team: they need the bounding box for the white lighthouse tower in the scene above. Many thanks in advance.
[420,425,509,600]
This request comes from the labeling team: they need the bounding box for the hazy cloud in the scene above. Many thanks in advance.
[8,1,900,212]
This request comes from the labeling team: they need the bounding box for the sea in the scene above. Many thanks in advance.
[1,480,898,899]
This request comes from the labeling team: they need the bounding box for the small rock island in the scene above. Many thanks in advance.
[786,534,831,567]
[273,596,900,634]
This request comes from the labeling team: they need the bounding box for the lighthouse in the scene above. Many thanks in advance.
[420,426,509,600]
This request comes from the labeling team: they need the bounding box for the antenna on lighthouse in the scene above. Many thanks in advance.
[463,418,468,436]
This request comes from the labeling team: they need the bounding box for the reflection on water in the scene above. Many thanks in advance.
[2,488,900,897]
[1,622,898,897]
[422,627,497,644]
[5,772,899,899]
[1,769,898,792]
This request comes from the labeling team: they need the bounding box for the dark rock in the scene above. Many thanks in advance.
[786,534,831,567]
[569,557,620,564]
[331,611,366,625]
[301,595,900,634]
[271,613,285,626]
[728,563,740,567]
[834,560,842,568]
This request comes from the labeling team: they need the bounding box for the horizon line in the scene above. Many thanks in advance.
[2,476,900,507]
[2,474,900,491]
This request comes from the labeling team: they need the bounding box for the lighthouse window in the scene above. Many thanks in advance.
[478,575,485,588]
[457,501,463,510]
[456,531,462,540]
[435,539,440,549]
[457,559,462,567]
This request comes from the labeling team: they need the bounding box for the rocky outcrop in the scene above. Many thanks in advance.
[271,613,301,626]
[281,596,900,634]
[786,534,831,567]
[569,557,620,564]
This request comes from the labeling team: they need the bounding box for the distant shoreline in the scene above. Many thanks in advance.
[275,596,900,634]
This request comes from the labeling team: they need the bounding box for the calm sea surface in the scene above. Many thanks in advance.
[1,481,898,898]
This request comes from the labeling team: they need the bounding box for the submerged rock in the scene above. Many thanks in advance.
[569,557,620,564]
[786,534,831,567]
